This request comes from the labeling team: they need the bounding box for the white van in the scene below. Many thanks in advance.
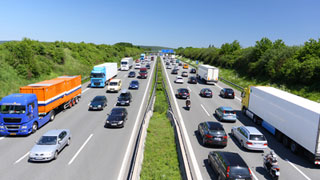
[106,79,122,93]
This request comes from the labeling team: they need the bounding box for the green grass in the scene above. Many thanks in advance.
[140,57,181,180]
[178,56,320,102]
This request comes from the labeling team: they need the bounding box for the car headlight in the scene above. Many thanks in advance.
[106,121,109,123]
[0,126,4,129]
[126,100,129,103]
[21,126,27,129]
[89,105,93,107]
[118,121,123,124]
[98,105,101,107]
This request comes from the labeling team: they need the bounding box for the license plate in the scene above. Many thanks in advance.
[10,133,16,135]
[111,123,117,126]
[235,179,245,180]
[121,103,125,105]
[228,94,232,96]
[214,137,221,141]
[93,107,97,109]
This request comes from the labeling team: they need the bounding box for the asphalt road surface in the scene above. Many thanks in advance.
[161,57,319,180]
[0,60,156,180]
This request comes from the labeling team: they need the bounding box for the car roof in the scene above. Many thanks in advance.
[178,88,188,91]
[176,76,182,78]
[223,88,234,91]
[131,80,139,83]
[212,151,248,167]
[93,95,105,99]
[243,126,262,135]
[43,129,68,136]
[112,107,126,111]
[110,79,121,82]
[206,121,223,128]
[120,89,129,94]
[219,106,233,111]
[202,88,211,91]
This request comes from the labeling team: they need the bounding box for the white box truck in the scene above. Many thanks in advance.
[241,86,320,164]
[120,57,133,71]
[197,64,219,84]
[90,63,118,87]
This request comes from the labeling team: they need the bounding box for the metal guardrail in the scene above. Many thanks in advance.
[219,77,244,90]
[127,59,158,180]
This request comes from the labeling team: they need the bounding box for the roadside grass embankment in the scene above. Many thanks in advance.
[140,57,181,180]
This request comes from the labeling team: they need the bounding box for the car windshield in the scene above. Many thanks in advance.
[208,125,224,131]
[37,136,57,145]
[121,62,128,65]
[131,81,138,84]
[111,109,124,116]
[179,89,188,93]
[224,110,234,114]
[129,72,135,74]
[249,134,266,141]
[0,105,26,114]
[91,73,104,78]
[93,96,105,102]
[119,93,129,98]
[230,167,250,176]
[109,82,118,86]
[140,70,147,73]
[225,89,234,93]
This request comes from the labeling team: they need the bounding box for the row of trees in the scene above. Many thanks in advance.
[0,38,144,98]
[176,38,320,89]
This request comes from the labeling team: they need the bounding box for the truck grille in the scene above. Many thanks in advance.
[94,82,100,85]
[3,118,21,123]
[5,125,20,130]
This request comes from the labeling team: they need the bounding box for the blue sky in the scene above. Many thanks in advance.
[0,0,319,48]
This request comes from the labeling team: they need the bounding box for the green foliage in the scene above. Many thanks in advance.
[0,38,144,99]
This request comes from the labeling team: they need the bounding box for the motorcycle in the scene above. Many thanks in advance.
[263,156,280,180]
[185,99,191,110]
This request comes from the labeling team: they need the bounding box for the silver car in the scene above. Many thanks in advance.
[29,129,71,161]
[231,126,268,151]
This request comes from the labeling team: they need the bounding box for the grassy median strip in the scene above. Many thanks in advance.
[140,58,181,180]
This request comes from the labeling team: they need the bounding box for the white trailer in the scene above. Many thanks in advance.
[241,86,320,164]
[120,57,133,71]
[197,64,219,84]
[96,63,118,82]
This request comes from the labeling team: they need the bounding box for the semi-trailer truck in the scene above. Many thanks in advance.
[120,57,133,71]
[197,64,219,84]
[0,76,82,136]
[90,63,118,87]
[241,86,320,164]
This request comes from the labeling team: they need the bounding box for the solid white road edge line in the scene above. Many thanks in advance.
[68,133,93,165]
[187,86,192,92]
[14,152,30,164]
[0,137,4,140]
[249,168,259,180]
[215,83,241,101]
[82,88,90,94]
[162,59,203,180]
[286,159,311,180]
[117,60,156,180]
[200,104,210,117]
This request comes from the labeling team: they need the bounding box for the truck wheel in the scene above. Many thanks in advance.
[32,122,38,134]
[290,141,300,154]
[50,110,55,121]
[253,116,257,124]
[275,130,282,142]
[282,136,290,147]
[241,107,246,115]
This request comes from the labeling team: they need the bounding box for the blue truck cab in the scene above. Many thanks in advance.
[140,53,145,60]
[90,66,106,87]
[0,94,51,136]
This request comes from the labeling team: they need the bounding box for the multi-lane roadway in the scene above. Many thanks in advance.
[0,60,155,180]
[161,57,319,180]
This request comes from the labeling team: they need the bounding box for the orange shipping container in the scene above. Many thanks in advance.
[20,75,81,114]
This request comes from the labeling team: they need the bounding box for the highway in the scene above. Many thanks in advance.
[0,60,156,180]
[161,57,319,180]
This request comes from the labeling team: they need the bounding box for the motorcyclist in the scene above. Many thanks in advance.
[265,150,277,170]
[186,98,191,109]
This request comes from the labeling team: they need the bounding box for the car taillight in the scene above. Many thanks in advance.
[233,92,235,96]
[275,168,280,171]
[248,168,252,175]
[246,142,253,145]
[205,134,213,138]
[188,93,190,96]
[226,166,230,178]
[223,136,227,139]
[179,93,182,95]
[225,92,227,95]
[223,110,226,114]
[233,111,236,114]
[264,143,268,146]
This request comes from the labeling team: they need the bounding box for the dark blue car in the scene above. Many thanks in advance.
[129,80,139,89]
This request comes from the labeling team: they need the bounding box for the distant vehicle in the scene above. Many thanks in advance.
[200,88,213,98]
[29,129,71,161]
[106,79,122,93]
[90,63,118,87]
[179,62,183,66]
[241,86,320,164]
[135,63,141,69]
[190,68,196,74]
[117,90,132,106]
[166,65,172,69]
[120,57,133,71]
[188,76,197,84]
[135,59,140,63]
[151,56,154,61]
[165,62,170,65]
[183,64,189,69]
[197,64,219,84]
[174,76,184,84]
[139,67,148,79]
[129,80,139,90]
[181,71,188,77]
[89,96,107,110]
[231,126,268,151]
[171,69,178,74]
[198,121,227,147]
[174,65,180,71]
[215,106,237,122]
[176,59,180,63]
[105,108,128,128]
[208,151,252,180]
[220,88,235,99]
[146,64,151,69]
[140,53,145,60]
[176,88,190,99]
[128,71,136,78]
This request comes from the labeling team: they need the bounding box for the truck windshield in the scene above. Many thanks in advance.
[37,136,57,145]
[91,73,104,78]
[0,105,26,114]
[121,62,128,65]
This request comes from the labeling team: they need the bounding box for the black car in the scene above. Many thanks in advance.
[190,68,196,74]
[128,71,136,78]
[117,90,132,106]
[188,76,197,84]
[171,69,178,74]
[179,62,183,66]
[220,88,235,99]
[146,64,151,69]
[198,122,227,147]
[166,62,170,65]
[89,96,107,110]
[176,88,190,99]
[200,88,213,98]
[208,151,252,180]
[105,108,128,128]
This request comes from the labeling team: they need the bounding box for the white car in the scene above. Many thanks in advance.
[175,76,184,84]
[231,126,268,151]
[166,65,172,69]
[135,63,141,69]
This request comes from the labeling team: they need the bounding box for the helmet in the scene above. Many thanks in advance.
[270,150,275,155]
